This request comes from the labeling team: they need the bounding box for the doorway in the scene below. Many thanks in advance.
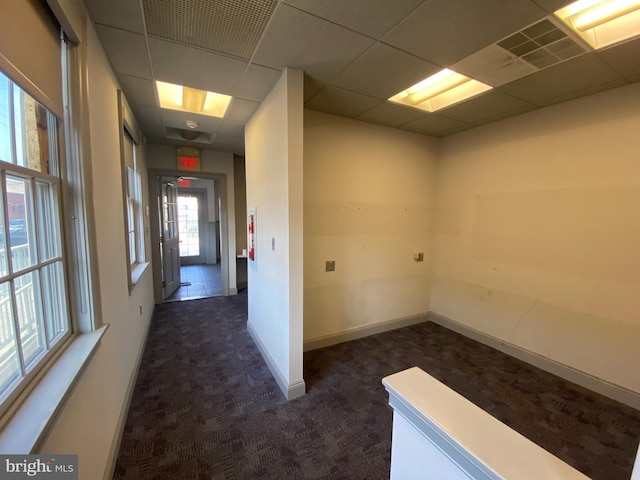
[157,175,224,302]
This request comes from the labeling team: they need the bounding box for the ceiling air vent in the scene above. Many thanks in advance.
[496,19,587,69]
[143,0,279,60]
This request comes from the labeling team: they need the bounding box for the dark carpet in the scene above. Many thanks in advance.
[113,292,640,480]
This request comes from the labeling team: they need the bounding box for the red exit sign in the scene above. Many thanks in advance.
[177,156,200,171]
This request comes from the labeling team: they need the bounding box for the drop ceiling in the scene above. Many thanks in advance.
[85,0,640,156]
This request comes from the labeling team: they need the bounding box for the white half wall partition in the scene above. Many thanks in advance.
[244,68,305,400]
[383,367,590,480]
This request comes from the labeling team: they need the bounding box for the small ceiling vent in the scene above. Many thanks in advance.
[143,0,279,60]
[496,19,587,69]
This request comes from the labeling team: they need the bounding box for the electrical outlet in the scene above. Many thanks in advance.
[325,260,335,272]
[413,252,424,262]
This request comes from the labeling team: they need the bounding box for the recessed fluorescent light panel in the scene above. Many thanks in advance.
[156,81,232,117]
[555,0,640,49]
[388,69,492,112]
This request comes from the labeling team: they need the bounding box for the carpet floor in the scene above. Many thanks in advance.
[113,292,640,479]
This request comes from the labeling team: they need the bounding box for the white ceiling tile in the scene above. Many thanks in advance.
[536,79,628,107]
[498,53,624,105]
[210,135,245,155]
[598,37,640,82]
[86,0,145,34]
[149,37,248,95]
[356,102,426,128]
[398,114,471,136]
[118,74,157,107]
[438,90,534,124]
[94,25,152,79]
[283,0,424,38]
[235,64,282,102]
[385,0,546,65]
[304,75,325,102]
[225,99,260,123]
[252,4,375,83]
[128,103,164,139]
[305,86,382,118]
[532,0,574,14]
[331,44,440,99]
[217,120,245,137]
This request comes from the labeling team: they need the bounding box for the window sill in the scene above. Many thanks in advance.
[129,261,150,295]
[0,325,108,453]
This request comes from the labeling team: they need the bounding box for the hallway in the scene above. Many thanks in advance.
[113,294,640,480]
[167,264,222,301]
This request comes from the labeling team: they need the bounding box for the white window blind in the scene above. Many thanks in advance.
[0,0,63,118]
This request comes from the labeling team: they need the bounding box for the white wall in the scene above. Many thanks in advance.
[303,110,439,345]
[39,18,155,480]
[245,68,305,399]
[432,83,640,395]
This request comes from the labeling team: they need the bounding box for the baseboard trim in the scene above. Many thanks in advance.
[102,305,155,480]
[247,321,306,400]
[429,312,640,410]
[304,313,429,352]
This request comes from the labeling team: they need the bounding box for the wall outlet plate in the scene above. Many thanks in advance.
[326,260,335,272]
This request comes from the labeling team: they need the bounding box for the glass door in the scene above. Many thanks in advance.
[178,192,205,265]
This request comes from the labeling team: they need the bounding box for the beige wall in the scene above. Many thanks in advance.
[303,110,439,343]
[432,83,640,394]
[245,68,305,398]
[39,18,155,480]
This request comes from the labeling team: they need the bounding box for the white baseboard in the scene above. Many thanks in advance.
[247,321,306,400]
[429,312,640,411]
[102,305,155,480]
[304,313,429,352]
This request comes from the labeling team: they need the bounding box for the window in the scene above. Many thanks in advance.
[0,72,71,413]
[119,92,146,290]
[124,132,140,269]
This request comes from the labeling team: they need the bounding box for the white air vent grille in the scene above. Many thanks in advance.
[496,19,586,69]
[142,0,279,60]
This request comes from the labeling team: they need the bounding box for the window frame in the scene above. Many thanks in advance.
[0,75,73,418]
[0,15,106,452]
[118,90,147,293]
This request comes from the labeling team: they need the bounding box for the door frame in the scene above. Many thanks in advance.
[148,169,234,303]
